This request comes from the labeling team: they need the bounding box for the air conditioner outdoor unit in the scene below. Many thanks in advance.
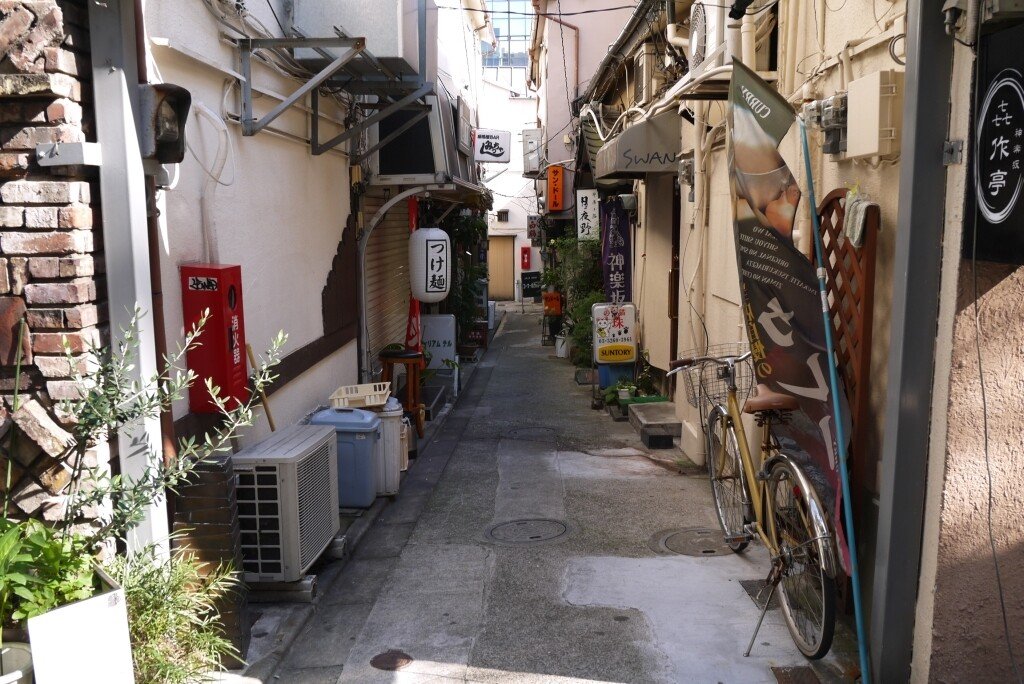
[688,1,725,74]
[633,43,664,106]
[523,127,543,178]
[233,424,340,583]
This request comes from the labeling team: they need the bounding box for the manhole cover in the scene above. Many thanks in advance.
[370,649,414,671]
[485,518,569,545]
[649,527,732,557]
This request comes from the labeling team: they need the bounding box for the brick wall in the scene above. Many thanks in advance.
[0,0,104,520]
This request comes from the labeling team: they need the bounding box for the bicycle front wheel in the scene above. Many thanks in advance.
[706,408,752,552]
[766,457,836,659]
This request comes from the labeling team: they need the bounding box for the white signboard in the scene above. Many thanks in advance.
[421,314,457,369]
[592,302,637,364]
[576,189,599,239]
[473,128,511,163]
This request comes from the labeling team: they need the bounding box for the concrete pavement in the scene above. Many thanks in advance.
[276,311,851,683]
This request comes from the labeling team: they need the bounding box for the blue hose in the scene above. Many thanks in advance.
[799,119,872,684]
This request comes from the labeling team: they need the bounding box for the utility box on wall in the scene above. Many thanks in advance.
[180,264,249,413]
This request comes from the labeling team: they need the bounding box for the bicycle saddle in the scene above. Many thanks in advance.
[743,384,799,414]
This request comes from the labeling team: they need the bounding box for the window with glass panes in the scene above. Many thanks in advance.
[482,0,532,95]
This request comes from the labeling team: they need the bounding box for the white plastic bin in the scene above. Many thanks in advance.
[400,416,411,471]
[368,397,403,495]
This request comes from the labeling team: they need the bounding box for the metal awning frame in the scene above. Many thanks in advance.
[237,36,437,157]
[239,37,364,136]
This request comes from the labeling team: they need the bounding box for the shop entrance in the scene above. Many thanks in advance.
[487,235,516,299]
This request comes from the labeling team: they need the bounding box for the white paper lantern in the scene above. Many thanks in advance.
[409,227,451,302]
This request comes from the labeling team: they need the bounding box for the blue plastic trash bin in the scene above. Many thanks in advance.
[309,407,380,508]
[598,363,634,389]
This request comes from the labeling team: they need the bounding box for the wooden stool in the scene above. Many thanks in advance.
[379,349,425,438]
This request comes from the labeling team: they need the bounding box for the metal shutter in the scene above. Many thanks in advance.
[362,196,411,376]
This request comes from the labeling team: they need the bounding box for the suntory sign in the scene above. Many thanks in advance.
[592,303,637,364]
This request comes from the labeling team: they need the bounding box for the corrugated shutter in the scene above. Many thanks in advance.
[363,196,411,374]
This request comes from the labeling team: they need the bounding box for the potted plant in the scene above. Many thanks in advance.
[0,311,285,683]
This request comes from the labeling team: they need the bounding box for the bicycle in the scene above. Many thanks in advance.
[668,346,838,660]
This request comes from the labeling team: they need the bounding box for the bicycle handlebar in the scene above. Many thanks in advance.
[669,351,752,370]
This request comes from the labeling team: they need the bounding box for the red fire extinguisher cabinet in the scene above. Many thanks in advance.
[180,264,249,413]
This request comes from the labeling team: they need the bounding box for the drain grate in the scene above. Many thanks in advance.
[649,527,733,557]
[771,666,820,683]
[370,649,414,671]
[485,518,569,545]
[740,579,781,610]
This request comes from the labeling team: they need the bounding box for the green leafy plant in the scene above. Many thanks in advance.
[447,261,488,346]
[0,309,285,675]
[59,309,286,550]
[635,350,659,396]
[108,546,238,684]
[602,379,637,406]
[569,291,605,367]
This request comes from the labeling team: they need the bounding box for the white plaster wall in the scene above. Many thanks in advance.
[635,175,675,371]
[143,1,356,443]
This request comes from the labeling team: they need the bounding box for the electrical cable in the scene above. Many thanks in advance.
[888,33,906,65]
[445,4,641,18]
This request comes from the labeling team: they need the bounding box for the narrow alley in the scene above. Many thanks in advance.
[276,311,851,683]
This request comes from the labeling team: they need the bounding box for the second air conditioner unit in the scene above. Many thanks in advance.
[523,127,544,178]
[633,43,664,106]
[233,424,340,583]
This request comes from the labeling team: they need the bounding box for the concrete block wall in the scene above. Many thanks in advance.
[0,0,105,520]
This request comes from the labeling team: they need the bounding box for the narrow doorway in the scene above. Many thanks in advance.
[487,235,516,300]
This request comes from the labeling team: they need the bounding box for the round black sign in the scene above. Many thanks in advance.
[975,68,1024,225]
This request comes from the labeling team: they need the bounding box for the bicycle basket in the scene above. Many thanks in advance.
[677,342,754,408]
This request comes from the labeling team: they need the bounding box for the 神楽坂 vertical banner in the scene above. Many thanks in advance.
[727,60,853,571]
[600,196,631,304]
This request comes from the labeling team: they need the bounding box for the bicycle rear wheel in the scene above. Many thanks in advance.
[706,408,752,552]
[766,457,836,659]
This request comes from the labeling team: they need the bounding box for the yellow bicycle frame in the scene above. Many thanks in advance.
[723,389,780,557]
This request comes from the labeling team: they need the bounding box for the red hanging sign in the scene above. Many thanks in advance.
[520,246,531,270]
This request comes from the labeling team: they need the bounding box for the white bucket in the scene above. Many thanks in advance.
[554,335,569,358]
[0,643,33,684]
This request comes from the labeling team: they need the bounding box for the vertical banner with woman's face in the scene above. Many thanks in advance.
[727,60,852,572]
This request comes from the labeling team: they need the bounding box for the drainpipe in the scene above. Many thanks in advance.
[546,15,579,97]
[783,0,799,94]
[741,13,757,66]
[666,0,689,52]
[134,0,177,467]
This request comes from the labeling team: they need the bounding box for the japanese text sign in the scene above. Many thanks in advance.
[600,196,631,304]
[421,315,456,369]
[527,214,541,241]
[473,129,511,163]
[577,189,599,239]
[547,164,565,211]
[968,22,1024,264]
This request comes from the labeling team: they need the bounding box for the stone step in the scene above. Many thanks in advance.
[628,401,682,437]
